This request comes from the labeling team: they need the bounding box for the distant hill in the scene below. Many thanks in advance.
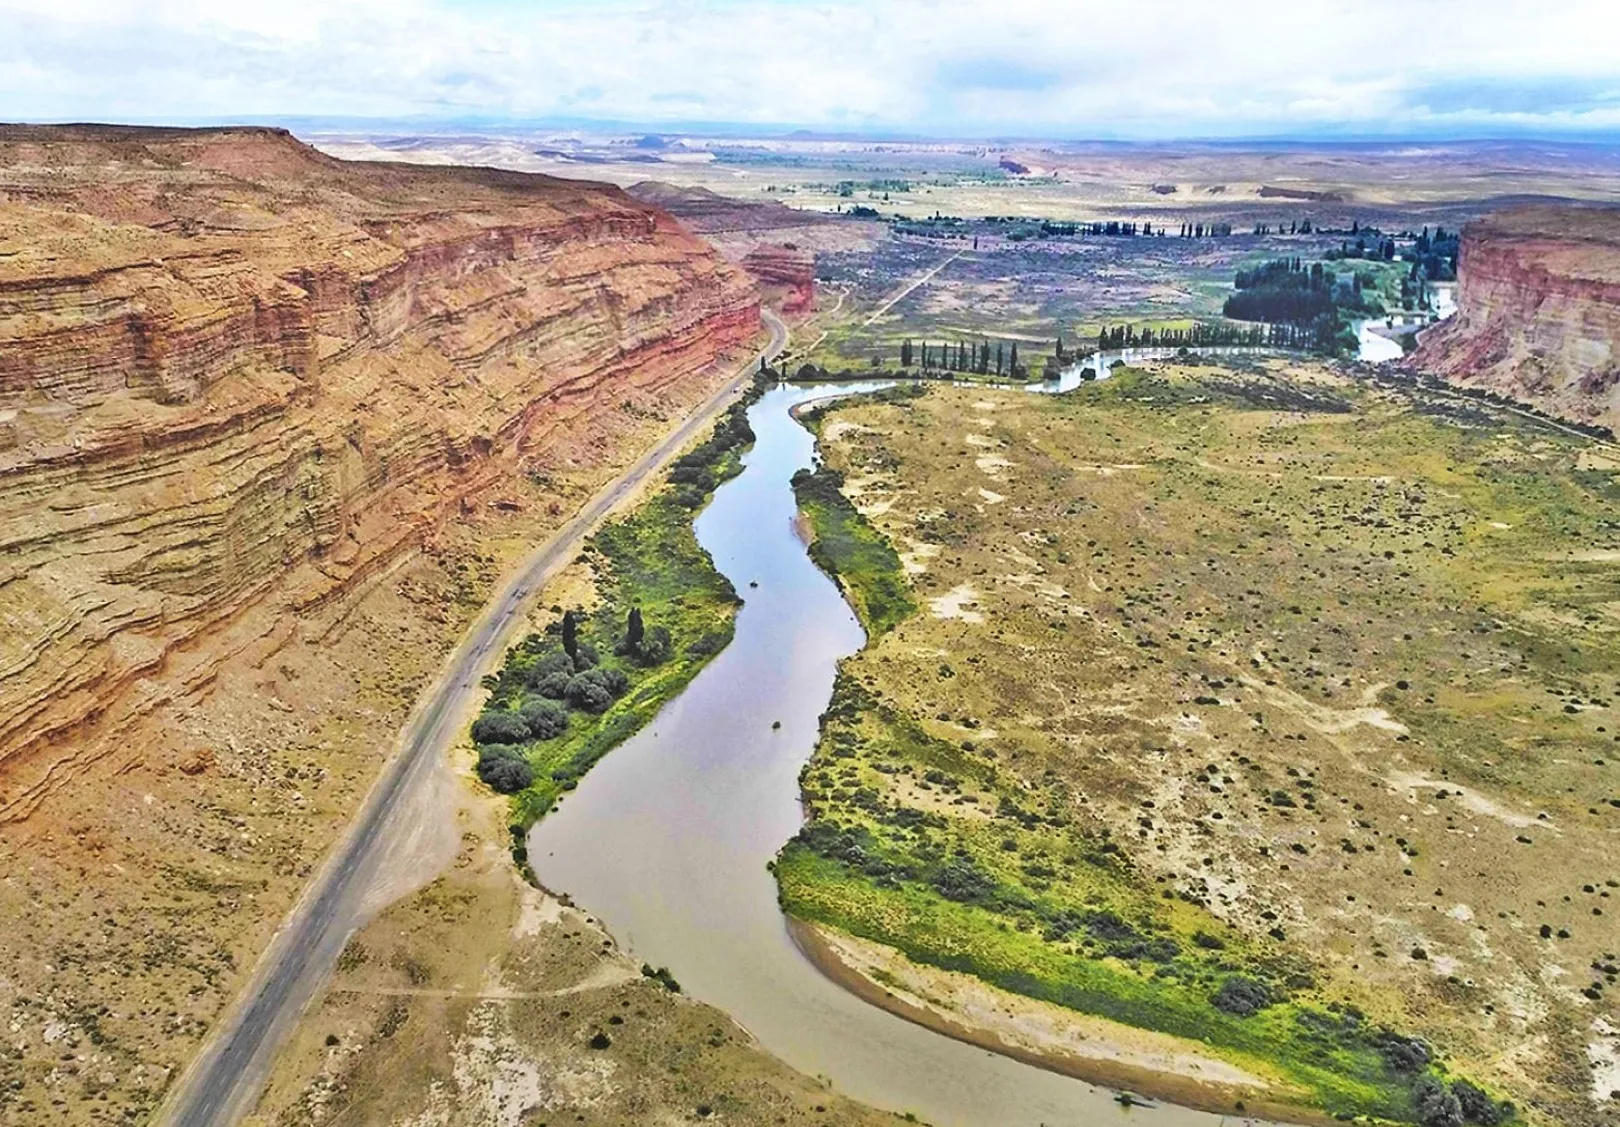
[629,180,834,234]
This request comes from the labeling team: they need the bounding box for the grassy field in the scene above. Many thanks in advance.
[779,365,1620,1126]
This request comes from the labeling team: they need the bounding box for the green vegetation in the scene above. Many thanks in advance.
[793,462,916,637]
[770,370,1589,1124]
[788,392,922,638]
[472,370,776,856]
[776,677,1515,1125]
[1222,257,1384,353]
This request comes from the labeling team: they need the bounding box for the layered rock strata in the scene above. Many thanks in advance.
[1409,205,1620,432]
[0,125,758,1121]
[0,125,759,816]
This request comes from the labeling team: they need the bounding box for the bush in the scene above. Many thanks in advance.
[476,751,533,793]
[1451,1080,1506,1125]
[533,671,572,699]
[932,856,996,903]
[1375,1031,1432,1073]
[634,625,674,665]
[471,710,530,746]
[525,651,574,685]
[1211,975,1272,1017]
[564,667,629,713]
[518,698,570,740]
[1414,1076,1464,1127]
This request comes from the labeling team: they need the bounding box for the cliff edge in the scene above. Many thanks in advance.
[0,125,758,1121]
[1408,205,1620,433]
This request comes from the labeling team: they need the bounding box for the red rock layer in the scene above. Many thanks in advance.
[740,244,817,314]
[0,126,760,816]
[1408,205,1620,432]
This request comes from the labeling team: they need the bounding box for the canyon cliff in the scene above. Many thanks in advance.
[1409,205,1620,432]
[0,125,758,1121]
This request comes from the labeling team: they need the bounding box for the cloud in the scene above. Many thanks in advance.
[0,0,1617,137]
[1408,77,1620,117]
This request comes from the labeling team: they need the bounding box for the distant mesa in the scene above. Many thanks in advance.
[1258,185,1346,202]
[1150,183,1177,195]
[627,180,833,235]
[634,134,669,150]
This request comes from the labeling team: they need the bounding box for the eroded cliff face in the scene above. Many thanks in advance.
[1409,206,1620,432]
[0,125,758,816]
[740,245,817,314]
[0,125,758,1121]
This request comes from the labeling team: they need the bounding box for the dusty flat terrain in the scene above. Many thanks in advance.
[312,133,1620,220]
[784,366,1620,1125]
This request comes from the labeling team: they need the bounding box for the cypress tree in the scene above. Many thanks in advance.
[627,606,644,651]
[562,610,578,663]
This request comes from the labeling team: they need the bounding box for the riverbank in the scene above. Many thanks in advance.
[787,918,1335,1127]
[778,367,1556,1125]
[527,380,1240,1127]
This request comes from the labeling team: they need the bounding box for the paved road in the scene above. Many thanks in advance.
[158,309,789,1127]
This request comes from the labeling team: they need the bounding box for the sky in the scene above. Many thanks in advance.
[4,0,1620,139]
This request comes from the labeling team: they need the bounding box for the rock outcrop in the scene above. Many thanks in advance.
[0,125,761,1121]
[740,244,817,314]
[1408,205,1620,432]
[0,125,759,817]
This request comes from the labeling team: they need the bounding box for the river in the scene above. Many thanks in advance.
[528,381,1255,1127]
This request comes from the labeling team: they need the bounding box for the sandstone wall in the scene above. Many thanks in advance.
[1408,205,1620,432]
[0,126,760,819]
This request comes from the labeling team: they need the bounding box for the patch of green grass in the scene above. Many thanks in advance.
[793,464,917,637]
[777,845,1423,1121]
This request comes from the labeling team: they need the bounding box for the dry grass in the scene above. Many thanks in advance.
[786,365,1620,1125]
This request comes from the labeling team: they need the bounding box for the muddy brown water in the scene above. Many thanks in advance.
[527,382,1271,1126]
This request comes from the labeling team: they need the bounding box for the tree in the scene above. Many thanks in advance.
[562,609,578,663]
[1009,342,1020,376]
[627,606,645,651]
[472,710,531,745]
[519,698,570,740]
[477,752,533,794]
[900,339,913,367]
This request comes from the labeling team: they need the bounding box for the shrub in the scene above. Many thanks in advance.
[1211,976,1272,1017]
[525,651,574,685]
[1414,1076,1464,1127]
[533,671,572,699]
[564,667,629,713]
[932,856,995,903]
[471,710,530,746]
[1451,1080,1506,1125]
[518,698,570,740]
[1375,1031,1432,1073]
[477,752,533,794]
[634,625,674,665]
